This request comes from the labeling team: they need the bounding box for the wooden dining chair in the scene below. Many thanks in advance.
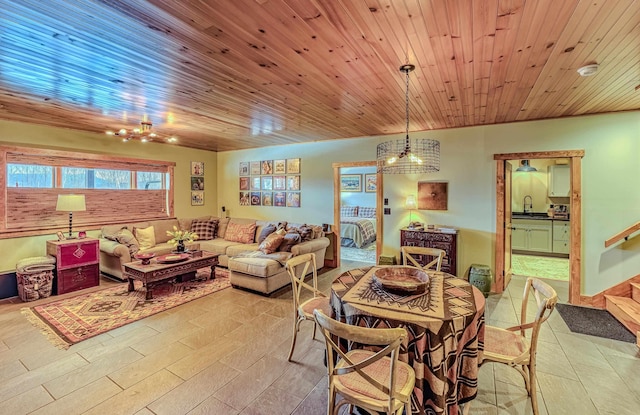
[401,246,445,271]
[285,253,332,362]
[313,309,416,415]
[479,277,558,415]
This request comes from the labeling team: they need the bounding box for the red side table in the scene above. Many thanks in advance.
[46,238,100,294]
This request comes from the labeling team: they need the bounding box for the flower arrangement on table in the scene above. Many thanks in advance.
[166,226,198,252]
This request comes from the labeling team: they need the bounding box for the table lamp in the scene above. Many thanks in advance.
[56,194,86,238]
[405,194,417,228]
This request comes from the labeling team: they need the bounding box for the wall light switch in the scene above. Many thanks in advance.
[384,207,391,215]
[384,198,389,205]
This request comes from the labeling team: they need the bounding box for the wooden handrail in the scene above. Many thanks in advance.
[605,222,640,248]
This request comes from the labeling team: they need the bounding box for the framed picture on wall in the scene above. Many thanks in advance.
[287,175,300,191]
[250,192,261,206]
[191,161,204,176]
[239,192,250,206]
[287,158,301,174]
[262,192,273,206]
[191,191,204,206]
[250,161,261,175]
[364,174,377,193]
[239,177,250,190]
[191,176,204,190]
[262,176,273,190]
[251,177,261,190]
[273,175,286,190]
[340,174,362,192]
[274,192,286,207]
[274,159,286,174]
[239,162,250,176]
[261,160,273,175]
[286,192,301,207]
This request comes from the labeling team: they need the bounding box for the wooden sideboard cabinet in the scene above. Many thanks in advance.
[400,228,458,276]
[46,238,100,294]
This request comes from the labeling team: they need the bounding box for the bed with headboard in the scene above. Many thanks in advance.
[340,206,376,248]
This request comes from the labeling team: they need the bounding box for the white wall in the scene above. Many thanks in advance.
[217,111,640,295]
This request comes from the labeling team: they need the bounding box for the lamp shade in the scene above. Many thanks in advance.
[56,194,86,212]
[405,195,417,210]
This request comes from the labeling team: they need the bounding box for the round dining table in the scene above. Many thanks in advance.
[330,265,485,415]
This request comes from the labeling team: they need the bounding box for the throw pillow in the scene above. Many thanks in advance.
[257,223,277,243]
[259,232,285,254]
[340,206,358,217]
[190,219,218,240]
[102,225,126,241]
[224,222,257,244]
[115,228,140,256]
[134,226,156,250]
[357,207,376,218]
[278,232,302,252]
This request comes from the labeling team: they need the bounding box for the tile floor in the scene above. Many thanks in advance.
[1,260,639,414]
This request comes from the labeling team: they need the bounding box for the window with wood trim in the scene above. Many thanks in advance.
[0,146,175,238]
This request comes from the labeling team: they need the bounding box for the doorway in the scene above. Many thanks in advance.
[509,158,570,289]
[494,150,584,304]
[332,161,382,268]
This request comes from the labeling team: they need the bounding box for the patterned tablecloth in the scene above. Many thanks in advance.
[330,266,485,415]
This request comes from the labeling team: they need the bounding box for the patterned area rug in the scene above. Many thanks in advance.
[22,270,230,349]
[341,242,376,263]
[511,254,569,281]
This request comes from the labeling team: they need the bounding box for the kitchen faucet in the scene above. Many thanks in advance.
[523,195,533,213]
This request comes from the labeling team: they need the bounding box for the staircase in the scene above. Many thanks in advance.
[605,282,640,347]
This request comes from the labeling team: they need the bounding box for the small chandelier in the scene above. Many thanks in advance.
[377,64,440,174]
[106,120,177,143]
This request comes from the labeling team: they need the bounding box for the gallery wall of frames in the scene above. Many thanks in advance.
[238,158,301,208]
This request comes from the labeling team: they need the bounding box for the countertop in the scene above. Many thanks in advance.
[512,212,570,221]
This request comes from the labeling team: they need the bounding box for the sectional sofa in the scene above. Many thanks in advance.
[98,216,330,294]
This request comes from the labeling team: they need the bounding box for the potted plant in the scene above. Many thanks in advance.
[166,226,199,252]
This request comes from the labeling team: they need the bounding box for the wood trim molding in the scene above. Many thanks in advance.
[494,150,584,304]
[332,161,379,267]
[579,273,640,309]
[494,150,585,160]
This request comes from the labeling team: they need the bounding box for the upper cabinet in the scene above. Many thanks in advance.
[548,165,570,197]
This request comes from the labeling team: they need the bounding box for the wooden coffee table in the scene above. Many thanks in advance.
[123,251,220,300]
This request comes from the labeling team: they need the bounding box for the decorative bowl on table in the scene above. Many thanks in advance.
[372,266,429,294]
[155,253,190,264]
[134,252,155,265]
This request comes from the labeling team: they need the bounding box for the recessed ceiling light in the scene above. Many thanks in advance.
[577,64,599,77]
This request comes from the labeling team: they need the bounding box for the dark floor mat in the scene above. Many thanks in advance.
[556,303,636,343]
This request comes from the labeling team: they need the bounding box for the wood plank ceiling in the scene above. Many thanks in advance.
[0,0,638,152]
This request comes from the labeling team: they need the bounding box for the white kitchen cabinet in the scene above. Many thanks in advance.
[552,221,570,254]
[512,219,553,253]
[548,165,570,197]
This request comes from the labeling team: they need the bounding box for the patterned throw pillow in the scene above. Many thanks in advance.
[190,219,218,240]
[340,206,358,217]
[257,223,277,243]
[134,226,156,250]
[115,228,140,256]
[278,232,302,252]
[224,222,257,244]
[358,207,376,218]
[259,232,285,254]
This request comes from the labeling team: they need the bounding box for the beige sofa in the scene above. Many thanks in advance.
[99,216,330,294]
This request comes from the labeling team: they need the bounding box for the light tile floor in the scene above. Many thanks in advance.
[1,260,638,414]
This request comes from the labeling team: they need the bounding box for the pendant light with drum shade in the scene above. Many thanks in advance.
[377,64,440,174]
